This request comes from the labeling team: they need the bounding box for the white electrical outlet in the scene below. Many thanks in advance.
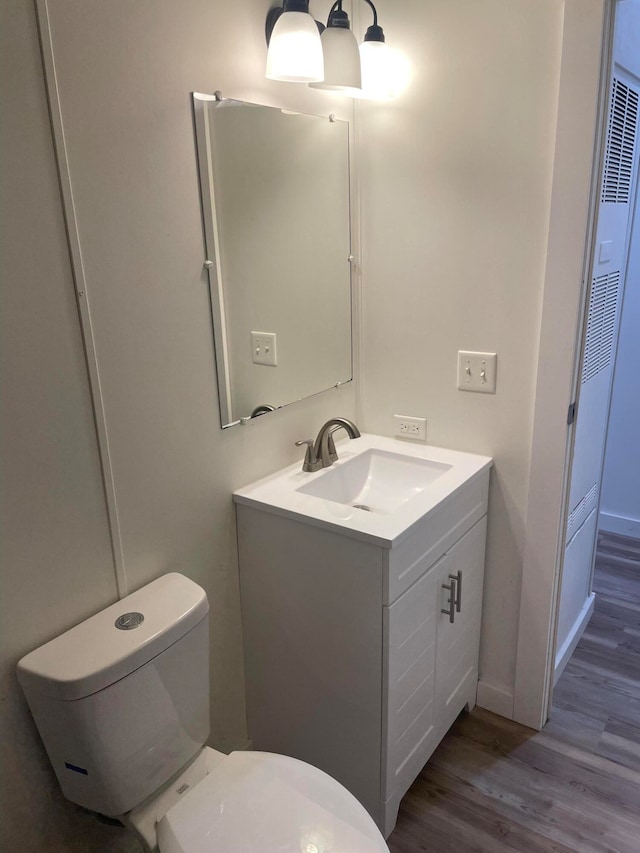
[251,331,277,366]
[394,414,427,441]
[457,351,497,393]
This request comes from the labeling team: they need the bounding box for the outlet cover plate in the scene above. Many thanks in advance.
[394,414,427,441]
[251,331,277,366]
[457,351,497,393]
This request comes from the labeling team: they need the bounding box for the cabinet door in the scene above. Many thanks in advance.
[435,516,487,727]
[383,557,441,799]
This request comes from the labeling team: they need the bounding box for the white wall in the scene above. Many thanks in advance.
[357,0,566,714]
[514,0,608,726]
[42,0,357,754]
[1,1,356,851]
[0,2,138,850]
[1,0,613,847]
[600,1,640,539]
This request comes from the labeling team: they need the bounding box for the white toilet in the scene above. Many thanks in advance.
[17,573,389,853]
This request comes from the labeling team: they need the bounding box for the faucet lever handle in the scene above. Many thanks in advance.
[295,439,321,473]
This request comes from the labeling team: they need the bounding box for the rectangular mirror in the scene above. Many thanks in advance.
[193,94,353,428]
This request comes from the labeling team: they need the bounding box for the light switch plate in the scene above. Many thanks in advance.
[251,331,277,366]
[598,240,613,263]
[457,351,497,393]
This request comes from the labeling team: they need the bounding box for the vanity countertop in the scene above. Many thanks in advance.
[233,434,492,548]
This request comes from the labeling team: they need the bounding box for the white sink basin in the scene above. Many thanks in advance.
[234,434,492,547]
[296,449,452,514]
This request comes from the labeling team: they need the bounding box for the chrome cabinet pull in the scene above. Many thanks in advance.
[441,578,457,624]
[449,570,462,612]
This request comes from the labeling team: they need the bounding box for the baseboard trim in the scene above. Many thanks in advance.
[599,512,640,539]
[476,680,514,719]
[554,592,595,685]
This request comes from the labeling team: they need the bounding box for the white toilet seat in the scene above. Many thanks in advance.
[157,751,389,853]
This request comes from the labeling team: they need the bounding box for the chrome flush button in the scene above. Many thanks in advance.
[115,612,144,630]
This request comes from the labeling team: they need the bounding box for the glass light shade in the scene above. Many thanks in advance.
[266,11,324,83]
[358,40,393,100]
[310,27,362,92]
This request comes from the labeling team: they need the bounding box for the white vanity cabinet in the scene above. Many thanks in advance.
[235,450,490,838]
[382,517,487,827]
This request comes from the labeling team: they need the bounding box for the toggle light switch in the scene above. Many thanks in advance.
[457,351,497,393]
[251,331,278,366]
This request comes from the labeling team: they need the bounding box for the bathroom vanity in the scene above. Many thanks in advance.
[234,435,491,836]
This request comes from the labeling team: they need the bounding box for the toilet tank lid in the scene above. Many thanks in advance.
[17,573,208,701]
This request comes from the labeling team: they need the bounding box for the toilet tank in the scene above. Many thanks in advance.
[17,573,210,817]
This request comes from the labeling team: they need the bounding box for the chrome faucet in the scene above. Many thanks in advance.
[295,417,361,472]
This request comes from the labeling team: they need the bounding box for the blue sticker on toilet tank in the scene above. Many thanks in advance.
[64,762,88,775]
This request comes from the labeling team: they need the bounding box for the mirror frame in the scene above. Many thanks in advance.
[192,92,354,429]
[193,92,233,426]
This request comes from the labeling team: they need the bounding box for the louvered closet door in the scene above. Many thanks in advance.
[558,72,639,661]
[568,75,638,527]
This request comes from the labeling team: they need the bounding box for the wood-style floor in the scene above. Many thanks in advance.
[387,531,640,853]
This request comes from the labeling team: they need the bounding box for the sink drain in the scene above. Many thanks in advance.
[352,504,371,512]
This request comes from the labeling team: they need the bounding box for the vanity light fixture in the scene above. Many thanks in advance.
[265,1,395,99]
[265,0,325,83]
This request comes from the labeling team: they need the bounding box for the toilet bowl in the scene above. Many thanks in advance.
[17,573,389,852]
[126,746,389,852]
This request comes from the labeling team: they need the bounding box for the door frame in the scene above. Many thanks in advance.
[512,0,616,730]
